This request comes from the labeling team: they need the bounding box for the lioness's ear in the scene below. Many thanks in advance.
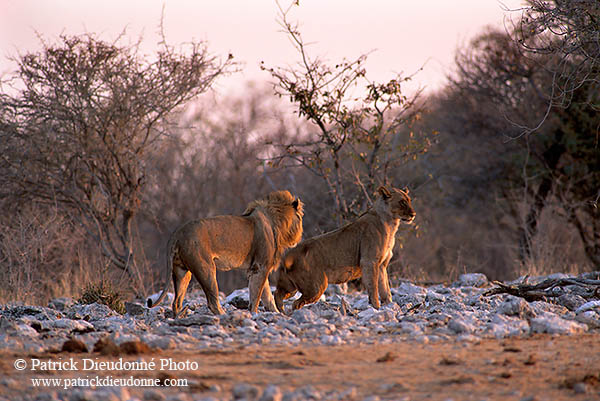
[378,186,392,200]
[292,198,299,209]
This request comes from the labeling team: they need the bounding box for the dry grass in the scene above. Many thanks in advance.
[0,204,134,306]
[515,206,590,279]
[78,280,126,314]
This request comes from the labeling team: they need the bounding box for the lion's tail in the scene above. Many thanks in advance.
[147,234,177,308]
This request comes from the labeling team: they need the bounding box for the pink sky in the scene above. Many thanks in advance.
[1,0,525,95]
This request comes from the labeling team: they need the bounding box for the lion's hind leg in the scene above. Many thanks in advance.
[191,260,225,316]
[178,246,225,316]
[248,264,270,313]
[171,257,192,318]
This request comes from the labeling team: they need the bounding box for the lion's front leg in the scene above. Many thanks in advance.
[260,277,280,312]
[247,263,271,313]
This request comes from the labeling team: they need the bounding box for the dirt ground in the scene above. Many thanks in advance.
[1,334,599,401]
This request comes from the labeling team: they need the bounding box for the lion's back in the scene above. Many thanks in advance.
[175,216,255,268]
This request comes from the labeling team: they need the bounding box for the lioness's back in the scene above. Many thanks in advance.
[290,213,377,267]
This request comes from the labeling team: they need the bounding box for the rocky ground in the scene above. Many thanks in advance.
[0,272,599,401]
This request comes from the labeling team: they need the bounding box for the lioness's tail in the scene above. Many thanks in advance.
[147,234,178,308]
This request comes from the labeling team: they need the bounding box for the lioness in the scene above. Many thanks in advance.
[274,186,415,312]
[149,190,304,316]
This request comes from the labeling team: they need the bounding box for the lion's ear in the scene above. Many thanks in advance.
[292,198,304,215]
[378,186,392,200]
[403,186,410,194]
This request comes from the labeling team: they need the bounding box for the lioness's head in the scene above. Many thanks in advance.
[244,190,304,248]
[377,186,416,223]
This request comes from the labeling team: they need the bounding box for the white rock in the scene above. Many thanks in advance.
[352,297,371,310]
[109,332,140,345]
[67,303,116,321]
[486,314,530,338]
[291,308,317,324]
[203,325,229,338]
[225,288,249,304]
[394,282,427,296]
[146,292,174,307]
[530,312,588,334]
[259,384,283,401]
[425,290,446,303]
[357,307,378,320]
[142,334,176,350]
[233,383,260,400]
[575,300,600,314]
[15,323,40,337]
[454,273,488,287]
[325,283,348,296]
[497,296,535,318]
[381,302,402,313]
[46,318,94,332]
[320,334,343,346]
[448,318,475,334]
[575,311,600,328]
[457,334,481,343]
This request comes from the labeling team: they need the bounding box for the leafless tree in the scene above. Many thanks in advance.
[0,33,233,279]
[141,85,310,294]
[449,26,600,269]
[508,0,600,125]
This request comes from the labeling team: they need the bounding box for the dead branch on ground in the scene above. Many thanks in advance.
[483,273,600,302]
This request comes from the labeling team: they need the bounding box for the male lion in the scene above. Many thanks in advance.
[274,186,415,312]
[149,190,304,316]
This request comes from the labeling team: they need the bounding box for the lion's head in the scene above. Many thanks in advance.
[377,186,416,224]
[243,190,304,249]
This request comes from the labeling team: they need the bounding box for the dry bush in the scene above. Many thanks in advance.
[515,201,591,278]
[0,204,99,304]
[0,32,233,289]
[140,85,312,295]
[262,3,429,226]
[78,280,126,314]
